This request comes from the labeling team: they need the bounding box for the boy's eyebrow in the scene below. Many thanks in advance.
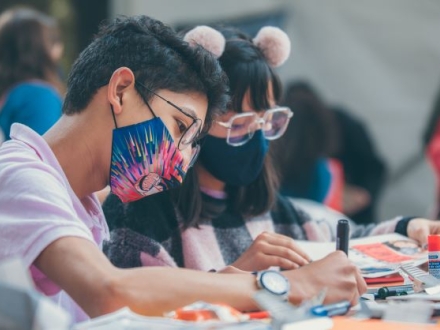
[179,106,198,120]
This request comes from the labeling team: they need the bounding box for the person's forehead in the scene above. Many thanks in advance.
[241,84,276,109]
[215,80,279,122]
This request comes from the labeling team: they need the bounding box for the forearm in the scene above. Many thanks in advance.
[350,217,400,238]
[350,216,420,241]
[35,236,259,318]
[368,216,418,237]
[34,237,120,318]
[34,236,364,318]
[112,267,258,316]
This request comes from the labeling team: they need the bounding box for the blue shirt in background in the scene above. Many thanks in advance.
[281,158,332,203]
[0,82,62,141]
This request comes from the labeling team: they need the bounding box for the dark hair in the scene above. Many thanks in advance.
[217,27,282,112]
[63,15,228,136]
[175,26,281,229]
[271,80,339,196]
[423,84,440,148]
[0,7,63,97]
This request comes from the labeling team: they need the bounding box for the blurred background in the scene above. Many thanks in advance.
[2,0,440,221]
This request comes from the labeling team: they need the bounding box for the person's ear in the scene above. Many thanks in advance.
[107,67,135,114]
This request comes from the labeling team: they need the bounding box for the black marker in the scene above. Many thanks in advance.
[336,219,350,255]
[377,286,413,299]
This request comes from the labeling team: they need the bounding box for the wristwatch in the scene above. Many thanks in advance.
[254,270,290,300]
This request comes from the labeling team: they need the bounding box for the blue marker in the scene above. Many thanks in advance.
[361,267,394,274]
[310,300,351,317]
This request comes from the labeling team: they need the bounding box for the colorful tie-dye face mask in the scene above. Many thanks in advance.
[110,117,188,203]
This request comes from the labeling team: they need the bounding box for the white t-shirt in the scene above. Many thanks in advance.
[0,123,109,322]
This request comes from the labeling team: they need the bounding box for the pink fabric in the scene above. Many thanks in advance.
[140,248,177,267]
[244,213,274,239]
[368,218,399,236]
[181,224,225,271]
[0,123,109,323]
[302,221,332,242]
[200,186,227,199]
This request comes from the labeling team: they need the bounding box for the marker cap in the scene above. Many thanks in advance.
[428,235,440,252]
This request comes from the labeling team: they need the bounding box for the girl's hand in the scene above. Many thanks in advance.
[231,232,311,271]
[407,218,440,247]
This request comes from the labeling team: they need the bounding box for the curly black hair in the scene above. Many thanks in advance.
[63,15,229,135]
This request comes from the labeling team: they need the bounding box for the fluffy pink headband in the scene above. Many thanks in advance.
[183,25,291,67]
[253,26,291,67]
[183,25,226,59]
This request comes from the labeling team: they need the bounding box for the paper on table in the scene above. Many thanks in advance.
[73,307,270,330]
[332,317,437,330]
[386,292,440,302]
[296,233,428,278]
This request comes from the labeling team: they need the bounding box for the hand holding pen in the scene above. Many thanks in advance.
[304,219,353,319]
[283,251,367,306]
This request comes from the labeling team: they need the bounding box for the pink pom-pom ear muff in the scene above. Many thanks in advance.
[253,26,291,67]
[183,26,226,58]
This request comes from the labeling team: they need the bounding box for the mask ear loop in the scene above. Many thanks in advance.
[135,82,157,118]
[110,91,157,129]
[110,105,118,129]
[145,100,157,118]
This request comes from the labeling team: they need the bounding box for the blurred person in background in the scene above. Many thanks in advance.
[0,7,64,143]
[423,83,440,219]
[331,103,387,224]
[272,80,387,225]
[271,80,341,209]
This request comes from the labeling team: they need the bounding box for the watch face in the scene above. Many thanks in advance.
[261,271,289,295]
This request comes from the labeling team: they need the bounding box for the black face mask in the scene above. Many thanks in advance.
[199,130,269,186]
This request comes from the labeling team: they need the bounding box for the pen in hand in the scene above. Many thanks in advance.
[336,219,350,255]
